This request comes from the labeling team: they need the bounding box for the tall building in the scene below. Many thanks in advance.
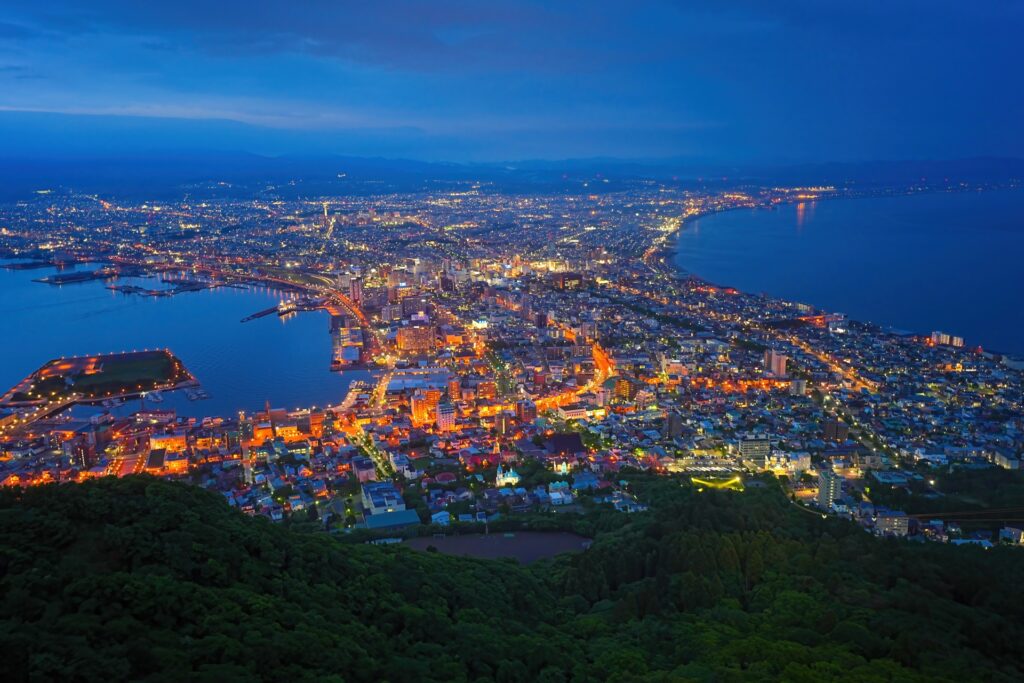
[495,411,514,435]
[387,269,409,287]
[448,378,462,401]
[515,399,537,424]
[348,276,363,304]
[401,295,428,318]
[476,380,497,401]
[764,349,788,378]
[396,324,435,354]
[662,410,684,439]
[738,436,770,468]
[823,419,849,442]
[818,470,842,509]
[613,376,639,402]
[436,401,456,432]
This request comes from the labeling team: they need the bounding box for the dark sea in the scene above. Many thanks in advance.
[0,264,371,417]
[673,189,1024,355]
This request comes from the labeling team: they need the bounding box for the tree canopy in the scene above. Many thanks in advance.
[0,475,1021,682]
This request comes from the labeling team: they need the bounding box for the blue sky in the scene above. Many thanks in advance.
[0,1,1021,162]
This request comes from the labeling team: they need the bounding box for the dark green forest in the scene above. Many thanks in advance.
[1,476,1022,682]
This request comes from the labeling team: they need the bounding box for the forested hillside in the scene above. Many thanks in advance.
[1,476,1021,682]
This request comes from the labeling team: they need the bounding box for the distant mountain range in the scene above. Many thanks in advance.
[0,151,1020,200]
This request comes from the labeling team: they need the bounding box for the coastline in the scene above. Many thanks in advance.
[655,187,1024,355]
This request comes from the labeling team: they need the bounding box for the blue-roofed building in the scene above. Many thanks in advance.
[361,481,406,515]
[363,509,421,530]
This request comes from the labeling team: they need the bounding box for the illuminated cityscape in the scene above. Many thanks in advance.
[1,180,1020,540]
[1,2,1023,681]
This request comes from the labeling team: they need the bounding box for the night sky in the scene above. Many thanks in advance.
[0,1,1021,162]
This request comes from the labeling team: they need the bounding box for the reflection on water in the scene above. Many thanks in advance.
[0,262,370,417]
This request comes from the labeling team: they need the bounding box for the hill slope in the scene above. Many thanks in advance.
[1,477,1022,682]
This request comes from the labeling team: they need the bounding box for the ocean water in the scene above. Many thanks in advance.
[0,264,370,417]
[673,189,1024,355]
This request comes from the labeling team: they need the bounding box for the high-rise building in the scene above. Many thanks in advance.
[818,470,842,509]
[738,435,770,468]
[387,269,409,287]
[396,325,435,354]
[495,411,514,435]
[662,410,684,439]
[448,378,462,401]
[410,389,440,426]
[401,295,428,318]
[823,419,849,442]
[436,401,456,432]
[515,399,537,423]
[381,304,404,322]
[477,380,497,401]
[764,349,788,377]
[348,276,363,304]
[613,376,639,402]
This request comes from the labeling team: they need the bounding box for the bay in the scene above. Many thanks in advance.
[0,263,370,417]
[673,189,1024,355]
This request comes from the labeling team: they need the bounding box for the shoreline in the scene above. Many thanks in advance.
[652,187,1024,354]
[655,184,1010,277]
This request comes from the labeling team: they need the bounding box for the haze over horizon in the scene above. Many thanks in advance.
[1,1,1022,164]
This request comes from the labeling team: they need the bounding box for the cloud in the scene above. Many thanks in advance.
[0,1,1020,161]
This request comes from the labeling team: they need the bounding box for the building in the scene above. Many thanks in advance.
[150,432,187,453]
[364,509,421,530]
[999,527,1024,545]
[495,464,520,487]
[436,401,456,432]
[352,456,377,483]
[931,331,964,348]
[662,411,684,439]
[823,419,849,442]
[764,349,788,378]
[738,436,770,468]
[494,411,514,435]
[515,399,537,423]
[361,481,406,515]
[766,451,811,477]
[611,376,640,402]
[818,470,842,509]
[557,403,588,421]
[411,388,442,426]
[875,511,909,537]
[397,324,435,354]
[349,276,363,304]
[552,272,583,290]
